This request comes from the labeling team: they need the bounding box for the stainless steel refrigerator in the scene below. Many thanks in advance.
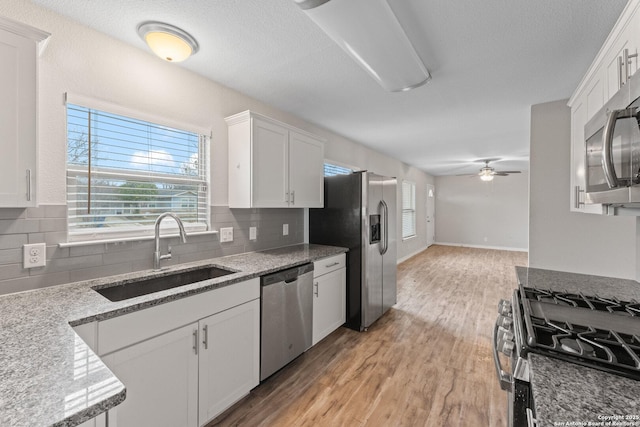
[309,171,397,331]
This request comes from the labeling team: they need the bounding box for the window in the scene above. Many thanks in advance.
[66,103,209,242]
[324,162,353,177]
[402,180,416,239]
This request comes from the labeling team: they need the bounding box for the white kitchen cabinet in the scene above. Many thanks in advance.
[226,110,324,208]
[568,1,640,214]
[569,91,603,214]
[97,278,260,427]
[0,17,49,207]
[101,323,199,427]
[198,299,260,425]
[312,254,346,346]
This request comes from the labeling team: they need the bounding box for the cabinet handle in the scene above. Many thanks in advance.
[574,186,585,209]
[325,262,340,268]
[26,169,32,202]
[619,55,625,89]
[624,48,638,83]
[291,190,295,205]
[202,325,209,350]
[285,192,290,203]
[193,329,198,355]
[314,281,319,297]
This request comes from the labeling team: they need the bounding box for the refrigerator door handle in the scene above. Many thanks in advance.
[380,200,389,255]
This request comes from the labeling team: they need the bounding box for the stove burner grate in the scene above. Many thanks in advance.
[529,316,640,372]
[523,288,640,316]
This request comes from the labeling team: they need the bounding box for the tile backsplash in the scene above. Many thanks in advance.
[0,205,303,295]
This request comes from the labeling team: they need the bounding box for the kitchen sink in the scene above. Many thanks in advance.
[93,266,235,302]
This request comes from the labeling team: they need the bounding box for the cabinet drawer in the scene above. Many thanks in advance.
[98,278,259,356]
[313,254,346,277]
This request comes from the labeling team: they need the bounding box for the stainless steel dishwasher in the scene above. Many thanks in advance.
[260,263,314,381]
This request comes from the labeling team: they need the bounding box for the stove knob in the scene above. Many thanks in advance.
[498,315,513,329]
[498,328,514,342]
[498,299,512,315]
[501,340,515,357]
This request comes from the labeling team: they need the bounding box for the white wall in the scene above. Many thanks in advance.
[0,0,433,263]
[434,172,529,251]
[529,99,637,279]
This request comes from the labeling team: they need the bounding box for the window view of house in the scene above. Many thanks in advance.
[66,104,209,241]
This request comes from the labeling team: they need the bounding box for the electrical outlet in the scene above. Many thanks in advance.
[283,224,289,236]
[249,226,257,241]
[23,243,46,268]
[220,227,234,243]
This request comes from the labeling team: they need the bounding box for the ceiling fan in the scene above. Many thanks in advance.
[459,159,521,181]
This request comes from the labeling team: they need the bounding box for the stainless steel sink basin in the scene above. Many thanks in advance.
[93,266,235,302]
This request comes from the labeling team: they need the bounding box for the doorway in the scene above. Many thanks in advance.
[426,184,435,247]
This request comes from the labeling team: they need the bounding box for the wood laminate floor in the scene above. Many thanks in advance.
[208,245,528,427]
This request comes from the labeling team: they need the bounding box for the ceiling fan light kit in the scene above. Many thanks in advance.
[294,0,430,92]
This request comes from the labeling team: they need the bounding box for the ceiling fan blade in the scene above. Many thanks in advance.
[493,173,509,176]
[495,170,521,174]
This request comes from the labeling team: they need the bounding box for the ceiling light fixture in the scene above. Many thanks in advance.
[294,0,430,92]
[480,168,494,181]
[137,21,199,63]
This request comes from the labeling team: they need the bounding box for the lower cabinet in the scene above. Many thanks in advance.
[97,279,260,427]
[102,323,199,427]
[312,254,346,345]
[198,299,260,425]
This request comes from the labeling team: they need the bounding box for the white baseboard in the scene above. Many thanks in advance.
[435,241,528,252]
[397,245,430,264]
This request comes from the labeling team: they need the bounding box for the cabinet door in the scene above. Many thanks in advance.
[0,28,38,207]
[312,268,346,346]
[101,323,198,427]
[570,95,602,214]
[198,299,260,425]
[289,131,324,208]
[252,118,289,207]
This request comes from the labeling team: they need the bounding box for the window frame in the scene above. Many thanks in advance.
[402,180,416,240]
[64,94,211,243]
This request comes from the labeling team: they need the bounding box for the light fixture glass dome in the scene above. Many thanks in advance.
[480,172,494,181]
[137,21,199,63]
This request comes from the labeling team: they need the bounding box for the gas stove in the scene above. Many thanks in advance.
[517,286,640,380]
[494,285,640,426]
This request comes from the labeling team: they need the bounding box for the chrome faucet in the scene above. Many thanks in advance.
[153,212,188,270]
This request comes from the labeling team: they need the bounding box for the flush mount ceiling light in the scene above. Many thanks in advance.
[137,21,199,63]
[294,0,430,92]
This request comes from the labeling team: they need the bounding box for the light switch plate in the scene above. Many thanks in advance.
[23,243,46,268]
[249,227,257,241]
[282,224,289,236]
[220,227,234,243]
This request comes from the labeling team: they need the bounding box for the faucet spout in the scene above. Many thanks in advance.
[153,212,188,270]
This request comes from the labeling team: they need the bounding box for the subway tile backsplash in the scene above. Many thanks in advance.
[0,205,303,295]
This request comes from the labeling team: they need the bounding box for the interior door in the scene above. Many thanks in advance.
[426,184,435,247]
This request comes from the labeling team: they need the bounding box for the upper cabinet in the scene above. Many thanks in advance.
[226,111,324,208]
[0,17,49,207]
[568,1,640,214]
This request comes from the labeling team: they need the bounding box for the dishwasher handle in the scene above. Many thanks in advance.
[261,263,314,286]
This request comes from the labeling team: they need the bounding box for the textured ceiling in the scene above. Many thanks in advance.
[32,0,628,175]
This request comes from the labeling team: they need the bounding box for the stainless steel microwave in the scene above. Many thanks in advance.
[584,70,640,207]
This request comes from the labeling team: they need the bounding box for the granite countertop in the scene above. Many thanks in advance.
[0,243,347,427]
[516,266,640,427]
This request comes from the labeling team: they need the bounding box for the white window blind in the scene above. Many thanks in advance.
[402,180,416,239]
[324,162,353,176]
[66,103,210,242]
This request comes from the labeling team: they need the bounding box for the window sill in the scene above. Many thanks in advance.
[402,235,416,241]
[59,230,219,248]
